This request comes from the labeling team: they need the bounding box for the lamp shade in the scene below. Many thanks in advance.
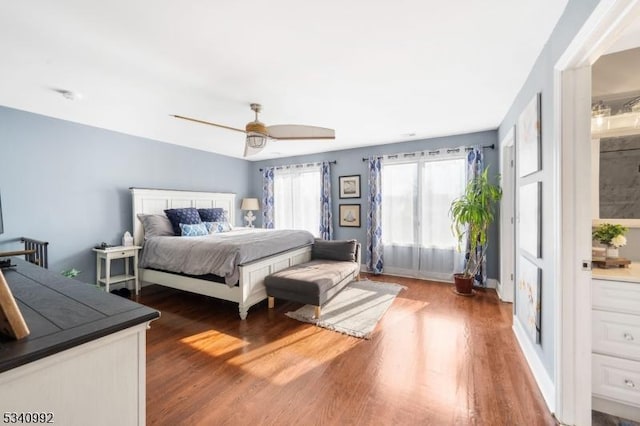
[241,198,260,211]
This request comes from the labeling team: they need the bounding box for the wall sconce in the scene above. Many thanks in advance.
[240,198,260,228]
[591,98,640,138]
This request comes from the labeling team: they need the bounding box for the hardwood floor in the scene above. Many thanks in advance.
[139,275,557,425]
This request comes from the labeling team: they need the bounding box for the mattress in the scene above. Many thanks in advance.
[139,228,315,286]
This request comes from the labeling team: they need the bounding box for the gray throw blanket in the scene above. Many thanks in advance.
[139,228,314,286]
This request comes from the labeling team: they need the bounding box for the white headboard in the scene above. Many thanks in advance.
[131,188,237,245]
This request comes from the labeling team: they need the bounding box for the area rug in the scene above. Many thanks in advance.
[285,280,406,339]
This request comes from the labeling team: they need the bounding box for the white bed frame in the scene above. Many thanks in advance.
[131,188,312,319]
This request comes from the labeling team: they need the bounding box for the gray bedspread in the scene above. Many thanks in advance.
[139,228,315,286]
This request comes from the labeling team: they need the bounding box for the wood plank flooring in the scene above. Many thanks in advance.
[139,275,557,425]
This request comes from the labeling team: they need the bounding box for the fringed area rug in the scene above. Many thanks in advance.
[285,280,406,339]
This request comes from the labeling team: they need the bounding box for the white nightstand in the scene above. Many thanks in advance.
[92,245,141,295]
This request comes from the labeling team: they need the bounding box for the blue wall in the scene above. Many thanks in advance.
[497,0,600,380]
[250,130,500,279]
[0,106,250,282]
[0,105,500,283]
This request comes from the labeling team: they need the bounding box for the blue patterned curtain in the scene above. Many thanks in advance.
[366,156,383,273]
[319,162,333,240]
[262,167,275,229]
[466,146,486,287]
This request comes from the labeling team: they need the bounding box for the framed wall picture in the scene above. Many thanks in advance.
[339,204,361,227]
[517,92,542,177]
[339,175,361,199]
[519,181,542,258]
[517,255,542,344]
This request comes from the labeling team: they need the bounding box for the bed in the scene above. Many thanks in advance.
[131,188,313,319]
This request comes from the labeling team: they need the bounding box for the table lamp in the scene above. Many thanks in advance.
[241,198,260,228]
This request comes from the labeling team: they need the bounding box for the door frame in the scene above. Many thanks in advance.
[554,1,640,424]
[499,128,515,303]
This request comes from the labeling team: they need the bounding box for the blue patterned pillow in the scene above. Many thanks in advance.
[179,222,208,237]
[198,208,224,222]
[164,207,202,235]
[204,221,232,233]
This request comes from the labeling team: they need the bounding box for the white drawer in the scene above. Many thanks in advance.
[107,250,134,260]
[593,353,640,407]
[593,279,640,315]
[593,310,640,361]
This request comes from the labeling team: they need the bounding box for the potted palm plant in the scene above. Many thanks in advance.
[450,168,502,295]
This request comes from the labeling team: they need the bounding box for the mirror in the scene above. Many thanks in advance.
[596,135,640,219]
[592,47,640,227]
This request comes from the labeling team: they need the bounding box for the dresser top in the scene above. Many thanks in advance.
[592,262,640,283]
[0,259,159,373]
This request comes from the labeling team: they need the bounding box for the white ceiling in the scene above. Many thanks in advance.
[0,1,568,161]
[593,47,640,99]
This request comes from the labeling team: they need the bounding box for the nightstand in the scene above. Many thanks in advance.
[92,245,141,295]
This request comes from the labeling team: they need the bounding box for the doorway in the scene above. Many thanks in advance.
[499,130,515,303]
[555,1,640,424]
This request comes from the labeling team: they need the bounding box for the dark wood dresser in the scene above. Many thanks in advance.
[0,259,159,425]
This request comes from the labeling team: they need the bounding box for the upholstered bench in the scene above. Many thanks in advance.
[265,239,361,318]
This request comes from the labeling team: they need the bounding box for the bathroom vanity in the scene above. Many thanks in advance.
[592,264,640,421]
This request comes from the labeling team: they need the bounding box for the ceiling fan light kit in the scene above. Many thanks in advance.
[245,105,268,149]
[172,102,335,157]
[246,132,267,148]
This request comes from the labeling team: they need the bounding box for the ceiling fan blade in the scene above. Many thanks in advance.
[171,114,246,133]
[266,125,335,141]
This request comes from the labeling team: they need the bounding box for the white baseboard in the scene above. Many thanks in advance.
[513,316,556,414]
[494,280,515,303]
[359,265,500,288]
[593,396,640,422]
[373,266,454,283]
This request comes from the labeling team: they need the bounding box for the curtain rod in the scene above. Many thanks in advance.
[361,144,495,162]
[259,160,336,172]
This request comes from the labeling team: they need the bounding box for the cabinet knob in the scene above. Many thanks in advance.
[624,379,636,389]
[623,332,634,341]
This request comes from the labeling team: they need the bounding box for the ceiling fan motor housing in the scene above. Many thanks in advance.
[245,120,267,136]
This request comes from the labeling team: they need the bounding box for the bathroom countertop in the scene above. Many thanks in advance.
[592,261,640,283]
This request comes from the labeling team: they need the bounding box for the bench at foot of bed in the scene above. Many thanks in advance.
[264,239,360,319]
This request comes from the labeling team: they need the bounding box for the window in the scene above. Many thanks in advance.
[382,155,465,248]
[381,162,418,245]
[273,166,321,236]
[381,153,466,280]
[420,158,466,248]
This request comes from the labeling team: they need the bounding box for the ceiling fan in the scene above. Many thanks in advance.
[172,103,335,157]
